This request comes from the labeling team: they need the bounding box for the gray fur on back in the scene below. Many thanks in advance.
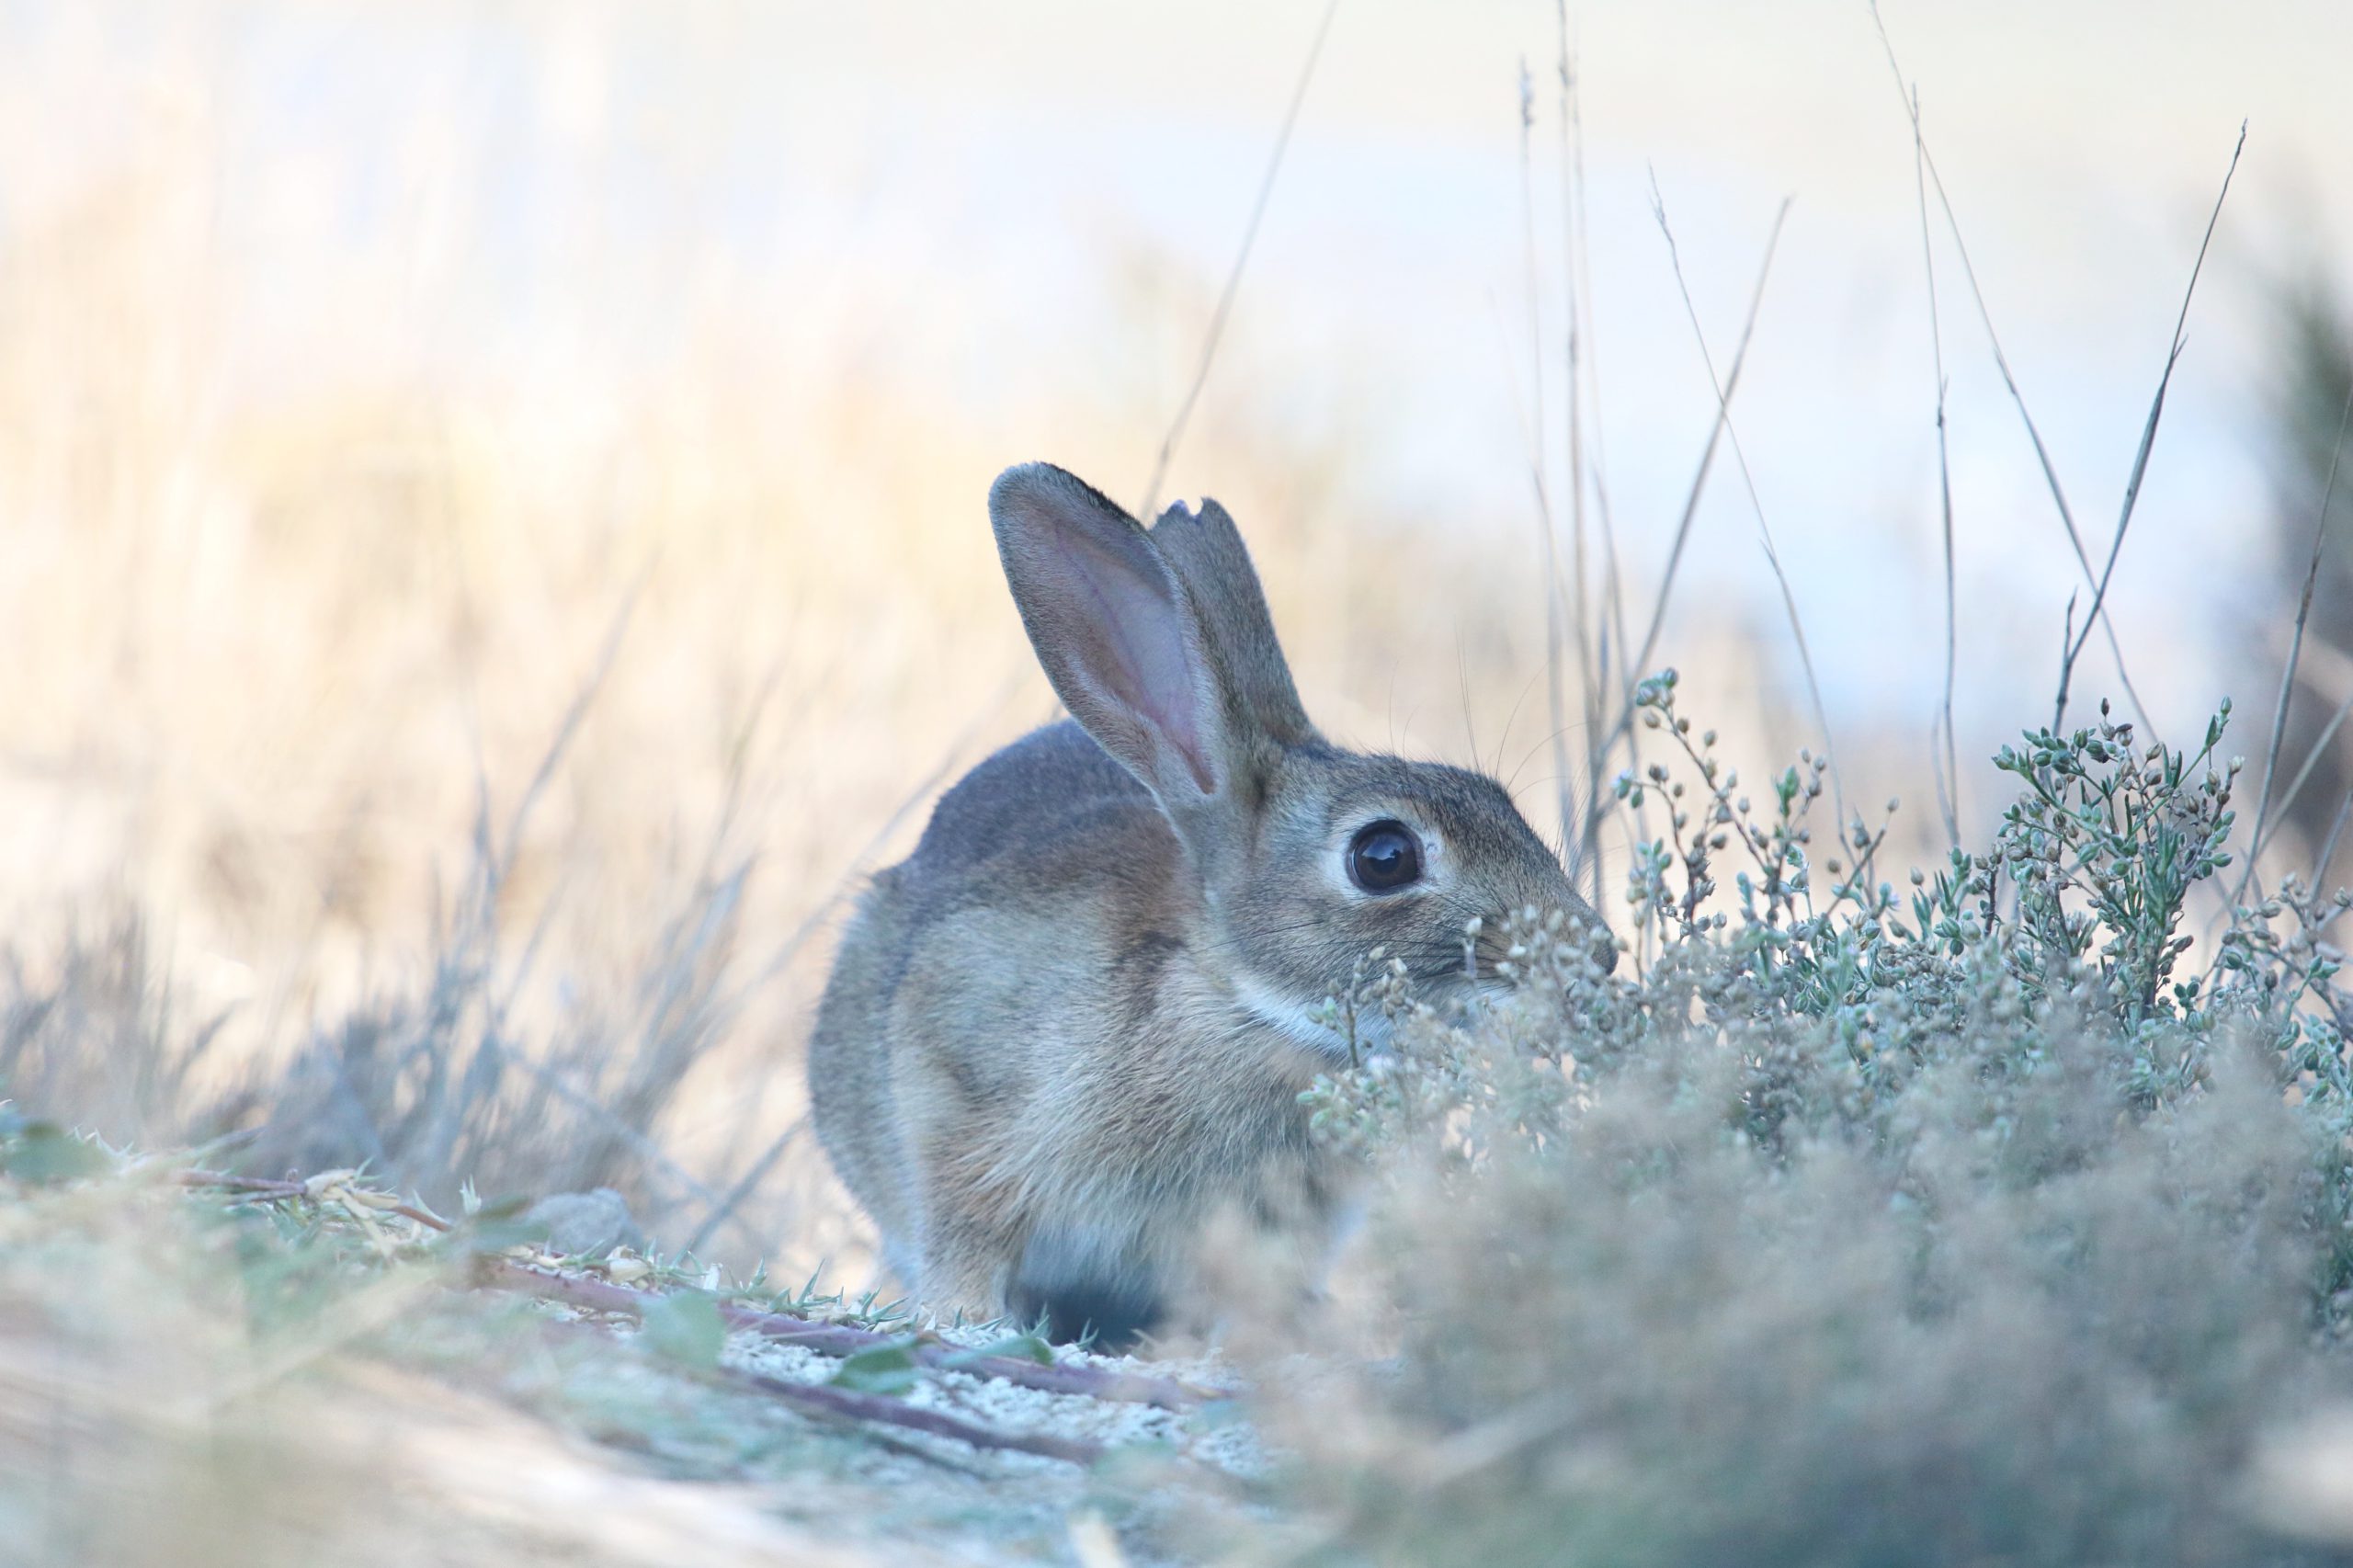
[904,721,1155,888]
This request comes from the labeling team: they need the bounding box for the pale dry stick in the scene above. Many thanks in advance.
[1554,11,1646,889]
[1574,204,1785,876]
[1137,0,1343,522]
[2240,374,2353,903]
[1648,175,1847,827]
[589,663,789,1037]
[1870,2,2157,744]
[2052,121,2245,734]
[1482,288,1582,821]
[1551,11,1608,907]
[1909,85,1962,848]
[437,497,647,949]
[1517,62,1577,852]
[1586,200,1789,767]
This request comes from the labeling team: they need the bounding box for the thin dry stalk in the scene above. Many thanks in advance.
[681,674,1026,1250]
[1517,61,1577,852]
[722,668,1028,1019]
[1648,175,1847,827]
[501,579,643,881]
[1552,15,1639,838]
[1870,1,2159,742]
[1574,202,1788,884]
[1545,23,1603,905]
[1910,85,1962,847]
[1137,0,1344,521]
[2259,684,2353,869]
[682,1117,804,1256]
[1586,199,1789,778]
[2316,785,2353,888]
[502,1051,748,1247]
[2244,374,2353,896]
[2053,122,2245,733]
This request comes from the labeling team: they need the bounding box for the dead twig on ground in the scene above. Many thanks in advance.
[178,1166,1225,1409]
[486,1259,1223,1411]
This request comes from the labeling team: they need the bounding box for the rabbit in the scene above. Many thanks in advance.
[807,461,1609,1348]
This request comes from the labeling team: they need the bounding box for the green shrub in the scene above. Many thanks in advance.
[1277,679,2353,1568]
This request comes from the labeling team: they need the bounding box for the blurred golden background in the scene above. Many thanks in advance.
[3,0,2348,1285]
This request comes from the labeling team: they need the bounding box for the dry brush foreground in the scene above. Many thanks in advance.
[10,690,2353,1567]
[0,1148,1267,1567]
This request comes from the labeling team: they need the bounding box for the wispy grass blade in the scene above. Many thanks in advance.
[1910,85,1962,847]
[2315,785,2353,889]
[685,1115,806,1256]
[1626,204,1786,694]
[2244,373,2353,897]
[1583,198,1788,816]
[1648,174,1846,826]
[1552,8,1606,903]
[2052,121,2245,733]
[1518,60,1577,852]
[1136,0,1343,521]
[1870,1,2159,744]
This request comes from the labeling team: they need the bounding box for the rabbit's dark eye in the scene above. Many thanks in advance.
[1347,820,1424,893]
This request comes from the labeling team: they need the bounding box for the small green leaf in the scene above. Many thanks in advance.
[2,1122,110,1185]
[940,1333,1056,1369]
[829,1337,923,1394]
[640,1290,725,1369]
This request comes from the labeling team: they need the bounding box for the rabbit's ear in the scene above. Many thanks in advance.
[990,463,1228,802]
[1150,498,1318,749]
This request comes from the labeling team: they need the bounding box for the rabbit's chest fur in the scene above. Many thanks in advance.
[808,722,1342,1324]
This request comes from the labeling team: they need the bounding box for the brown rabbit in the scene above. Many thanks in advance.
[807,462,1607,1346]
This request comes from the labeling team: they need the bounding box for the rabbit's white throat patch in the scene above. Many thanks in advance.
[1233,971,1393,1061]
